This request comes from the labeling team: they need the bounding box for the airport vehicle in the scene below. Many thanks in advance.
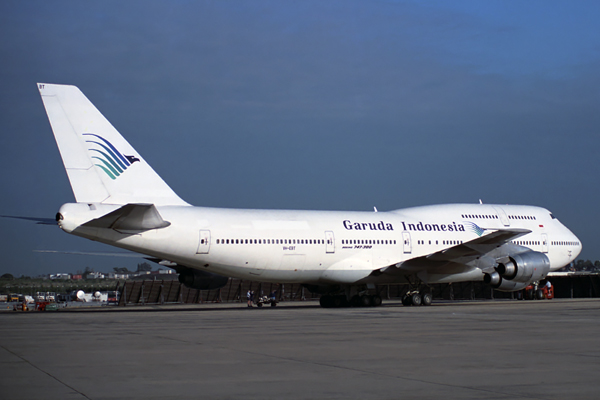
[8,294,20,303]
[256,295,277,307]
[543,283,555,299]
[35,83,582,307]
[35,292,56,302]
[35,301,58,311]
[107,291,119,304]
[523,282,554,300]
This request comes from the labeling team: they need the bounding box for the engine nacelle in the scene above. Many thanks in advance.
[178,268,229,290]
[483,271,529,291]
[483,271,502,287]
[496,252,550,283]
[493,280,530,292]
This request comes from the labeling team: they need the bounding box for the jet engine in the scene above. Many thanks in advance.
[497,252,551,283]
[177,267,229,290]
[484,251,551,292]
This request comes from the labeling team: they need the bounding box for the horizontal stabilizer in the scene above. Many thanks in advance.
[1,215,57,225]
[34,250,144,257]
[81,203,170,231]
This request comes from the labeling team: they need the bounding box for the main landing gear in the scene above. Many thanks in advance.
[319,294,383,308]
[401,290,432,307]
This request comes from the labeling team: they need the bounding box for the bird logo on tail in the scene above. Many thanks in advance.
[83,133,139,180]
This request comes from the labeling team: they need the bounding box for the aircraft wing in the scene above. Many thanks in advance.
[376,228,531,276]
[419,228,530,262]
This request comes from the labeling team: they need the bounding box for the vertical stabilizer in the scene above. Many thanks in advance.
[38,83,189,206]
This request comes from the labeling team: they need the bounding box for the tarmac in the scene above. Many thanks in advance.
[1,298,599,400]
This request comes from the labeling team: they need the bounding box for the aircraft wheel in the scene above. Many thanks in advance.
[525,289,534,300]
[360,295,373,307]
[320,295,333,308]
[333,295,350,308]
[350,295,361,307]
[402,294,412,306]
[421,292,432,306]
[332,296,342,308]
[516,291,524,300]
[340,296,351,308]
[411,293,422,306]
[536,289,545,300]
[372,295,382,307]
[257,303,263,308]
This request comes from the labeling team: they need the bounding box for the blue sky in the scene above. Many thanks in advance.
[1,0,599,276]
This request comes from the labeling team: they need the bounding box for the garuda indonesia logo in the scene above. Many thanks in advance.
[463,221,485,237]
[83,133,139,180]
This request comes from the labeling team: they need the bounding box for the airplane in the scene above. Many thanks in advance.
[34,83,582,307]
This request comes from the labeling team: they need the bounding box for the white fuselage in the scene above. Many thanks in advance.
[58,202,581,286]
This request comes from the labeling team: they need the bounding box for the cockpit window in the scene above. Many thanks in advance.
[550,213,556,219]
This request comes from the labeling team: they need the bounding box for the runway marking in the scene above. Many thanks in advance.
[0,344,92,400]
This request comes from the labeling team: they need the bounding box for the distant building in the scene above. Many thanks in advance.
[49,273,71,280]
[72,274,83,280]
[107,273,132,279]
[151,269,175,275]
[86,272,105,279]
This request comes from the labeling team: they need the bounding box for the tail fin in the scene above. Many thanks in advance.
[38,83,188,206]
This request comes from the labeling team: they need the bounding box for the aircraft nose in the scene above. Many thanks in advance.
[573,233,583,258]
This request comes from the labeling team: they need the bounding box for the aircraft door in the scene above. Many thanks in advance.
[196,230,211,254]
[325,231,335,253]
[402,231,412,254]
[541,233,548,253]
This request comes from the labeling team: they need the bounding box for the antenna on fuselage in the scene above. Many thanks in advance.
[479,199,483,204]
[374,206,378,212]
